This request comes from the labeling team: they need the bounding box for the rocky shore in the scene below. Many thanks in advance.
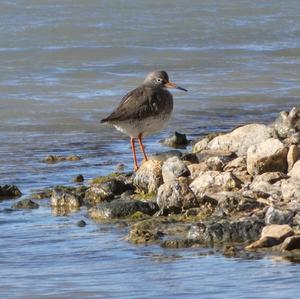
[2,107,300,259]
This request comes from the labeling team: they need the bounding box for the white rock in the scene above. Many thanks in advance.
[207,124,275,156]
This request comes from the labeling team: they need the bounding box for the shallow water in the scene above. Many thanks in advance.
[1,0,300,298]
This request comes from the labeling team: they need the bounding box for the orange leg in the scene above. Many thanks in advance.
[130,137,139,171]
[138,133,148,161]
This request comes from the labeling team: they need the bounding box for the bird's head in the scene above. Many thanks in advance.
[143,70,187,92]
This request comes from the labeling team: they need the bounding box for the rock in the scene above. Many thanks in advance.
[84,178,132,206]
[89,199,158,220]
[281,235,300,251]
[77,220,87,227]
[133,160,163,193]
[12,199,39,209]
[245,236,282,250]
[73,174,84,183]
[66,155,81,161]
[160,131,189,148]
[190,171,242,198]
[0,185,22,199]
[192,133,221,153]
[247,138,288,175]
[224,156,247,172]
[30,188,52,199]
[127,218,165,244]
[188,217,265,244]
[157,181,199,213]
[148,150,182,162]
[42,154,81,163]
[193,137,210,153]
[281,178,300,201]
[211,192,264,216]
[265,207,294,225]
[273,107,300,138]
[250,172,286,199]
[284,132,300,146]
[261,224,294,241]
[187,163,208,179]
[115,163,125,172]
[288,160,300,180]
[207,124,275,156]
[287,145,300,171]
[51,188,82,208]
[162,156,190,182]
[161,239,195,248]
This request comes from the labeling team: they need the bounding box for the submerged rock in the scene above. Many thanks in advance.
[89,199,158,220]
[0,185,22,199]
[12,199,39,209]
[73,174,84,183]
[42,154,81,163]
[133,160,163,193]
[207,124,275,156]
[161,131,189,148]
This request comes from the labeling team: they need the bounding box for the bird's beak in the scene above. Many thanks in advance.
[164,82,188,92]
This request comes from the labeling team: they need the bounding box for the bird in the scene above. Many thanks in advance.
[101,70,187,171]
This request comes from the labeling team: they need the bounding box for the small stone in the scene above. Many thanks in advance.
[281,235,300,251]
[162,156,190,182]
[77,220,87,227]
[133,160,163,193]
[187,163,208,179]
[261,224,294,241]
[157,181,199,213]
[12,199,39,209]
[73,174,84,183]
[160,131,189,148]
[287,145,300,171]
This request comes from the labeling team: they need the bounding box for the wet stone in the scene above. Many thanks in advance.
[0,185,22,199]
[77,220,87,227]
[160,131,189,148]
[73,174,84,183]
[12,199,39,209]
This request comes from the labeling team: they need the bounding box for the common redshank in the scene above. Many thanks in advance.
[101,70,187,171]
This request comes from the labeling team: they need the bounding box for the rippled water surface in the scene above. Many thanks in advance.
[1,0,300,298]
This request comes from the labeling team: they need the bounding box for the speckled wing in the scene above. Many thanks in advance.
[101,86,173,123]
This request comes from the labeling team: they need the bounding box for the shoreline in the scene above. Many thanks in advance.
[2,106,300,261]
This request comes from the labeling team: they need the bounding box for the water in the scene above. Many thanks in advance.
[1,0,300,297]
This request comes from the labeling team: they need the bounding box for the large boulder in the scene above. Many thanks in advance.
[281,178,300,201]
[190,171,242,198]
[273,107,300,138]
[157,181,199,213]
[265,207,294,225]
[207,124,275,156]
[247,138,288,175]
[89,199,158,220]
[133,160,163,194]
[162,156,190,182]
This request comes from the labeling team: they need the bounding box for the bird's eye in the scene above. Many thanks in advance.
[157,78,162,82]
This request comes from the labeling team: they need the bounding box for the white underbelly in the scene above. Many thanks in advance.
[113,115,171,138]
